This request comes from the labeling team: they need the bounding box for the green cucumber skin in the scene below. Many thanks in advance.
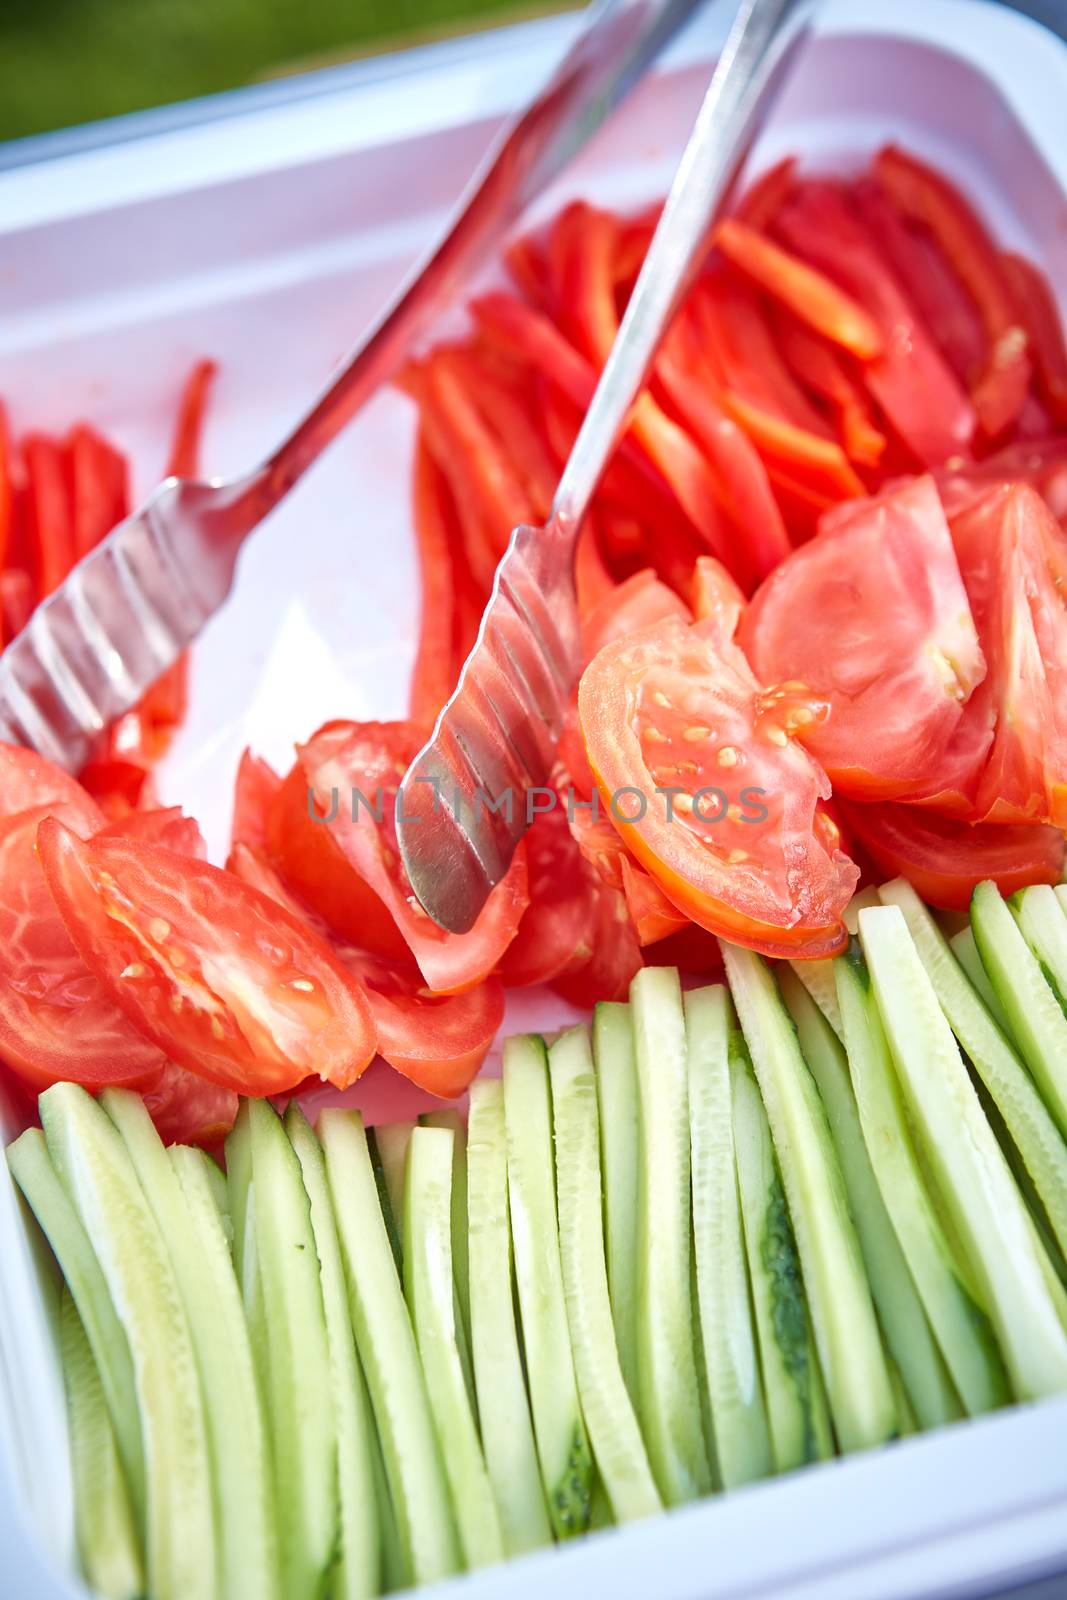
[592,1002,641,1409]
[40,1083,216,1600]
[729,1048,832,1473]
[466,1081,552,1557]
[880,879,1067,1266]
[860,904,1067,1402]
[420,1110,472,1356]
[319,1108,460,1586]
[780,968,962,1432]
[104,1090,279,1600]
[630,968,712,1505]
[7,1128,145,1530]
[833,952,1008,1416]
[285,1105,381,1600]
[549,1026,662,1522]
[223,1101,253,1282]
[1013,884,1067,1012]
[722,944,897,1454]
[246,1098,337,1600]
[971,880,1067,1139]
[404,1126,504,1568]
[684,985,773,1486]
[503,1034,594,1537]
[373,1122,414,1264]
[949,927,1014,1039]
[59,1287,144,1600]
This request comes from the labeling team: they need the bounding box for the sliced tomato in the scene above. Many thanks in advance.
[1001,252,1067,427]
[949,483,1067,826]
[231,748,281,854]
[837,799,1065,912]
[37,822,377,1095]
[78,756,157,820]
[550,869,642,1006]
[689,555,747,639]
[578,616,859,958]
[298,720,528,993]
[581,567,691,661]
[644,920,725,976]
[619,853,689,943]
[499,799,600,987]
[338,949,503,1098]
[0,802,167,1091]
[99,806,207,858]
[140,1064,237,1149]
[0,741,99,822]
[739,477,986,798]
[266,760,412,963]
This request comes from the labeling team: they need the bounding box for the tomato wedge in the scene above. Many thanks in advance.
[37,822,377,1095]
[838,799,1065,912]
[98,806,207,857]
[0,741,99,822]
[0,802,167,1091]
[140,1064,238,1149]
[231,748,281,854]
[298,720,528,993]
[578,617,859,958]
[739,477,986,798]
[499,800,599,988]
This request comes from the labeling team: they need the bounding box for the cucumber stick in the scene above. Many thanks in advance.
[879,879,1067,1262]
[779,969,961,1430]
[721,943,896,1453]
[319,1108,459,1584]
[420,1109,471,1350]
[859,904,1067,1399]
[59,1287,144,1600]
[729,1045,832,1471]
[7,1127,145,1529]
[245,1099,337,1600]
[592,1002,641,1409]
[39,1082,215,1600]
[285,1105,380,1600]
[548,1026,662,1521]
[466,1080,551,1556]
[1013,883,1067,1009]
[949,927,1013,1037]
[833,952,1009,1414]
[223,1101,253,1282]
[103,1090,278,1600]
[374,1122,414,1254]
[684,986,773,1485]
[971,879,1067,1139]
[502,1034,593,1535]
[629,968,712,1503]
[786,887,880,1045]
[403,1126,503,1567]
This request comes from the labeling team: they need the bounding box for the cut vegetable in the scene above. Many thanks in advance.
[878,879,1067,1262]
[971,880,1067,1139]
[1012,883,1067,1009]
[684,984,773,1484]
[404,1125,504,1567]
[420,1107,474,1402]
[592,1001,641,1406]
[246,1098,336,1600]
[721,943,896,1452]
[466,1080,551,1556]
[833,951,1008,1415]
[780,969,961,1430]
[729,1043,832,1471]
[629,967,712,1502]
[104,1090,278,1600]
[59,1287,144,1600]
[374,1121,414,1256]
[548,1025,662,1520]
[949,925,1014,1038]
[320,1108,460,1584]
[502,1034,593,1536]
[285,1105,381,1600]
[40,1082,215,1600]
[859,903,1067,1399]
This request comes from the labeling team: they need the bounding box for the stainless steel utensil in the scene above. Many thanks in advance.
[0,0,702,770]
[397,0,811,934]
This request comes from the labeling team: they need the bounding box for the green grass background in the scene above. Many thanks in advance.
[0,0,562,143]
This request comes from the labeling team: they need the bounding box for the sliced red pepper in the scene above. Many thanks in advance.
[438,346,557,520]
[1000,251,1067,427]
[733,156,798,231]
[167,359,218,478]
[713,218,883,361]
[0,568,33,646]
[574,512,617,620]
[694,270,834,436]
[770,309,887,468]
[0,405,12,578]
[67,424,129,559]
[24,434,75,598]
[719,389,867,502]
[873,146,1030,442]
[409,432,459,731]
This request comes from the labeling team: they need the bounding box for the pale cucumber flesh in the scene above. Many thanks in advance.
[949,927,1013,1039]
[592,1001,641,1409]
[1012,883,1067,1012]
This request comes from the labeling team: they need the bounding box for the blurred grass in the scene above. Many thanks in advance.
[0,0,556,143]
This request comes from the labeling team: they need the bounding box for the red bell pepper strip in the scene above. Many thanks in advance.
[167,359,218,478]
[0,568,33,645]
[732,156,798,231]
[409,432,460,730]
[872,146,1031,441]
[1000,251,1067,426]
[770,309,887,468]
[504,231,553,312]
[439,346,557,520]
[0,405,12,578]
[574,511,617,619]
[719,389,866,502]
[775,181,976,467]
[693,270,834,436]
[67,424,129,559]
[24,434,75,598]
[713,218,884,361]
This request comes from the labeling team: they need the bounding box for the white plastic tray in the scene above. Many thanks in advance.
[2,2,1067,1595]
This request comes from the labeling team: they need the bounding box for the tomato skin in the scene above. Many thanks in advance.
[499,800,600,988]
[299,720,528,995]
[37,822,377,1095]
[619,852,689,943]
[838,799,1065,912]
[267,762,411,963]
[140,1064,237,1149]
[0,803,167,1092]
[98,806,207,858]
[579,616,858,959]
[0,741,99,822]
[231,749,281,854]
[740,476,986,799]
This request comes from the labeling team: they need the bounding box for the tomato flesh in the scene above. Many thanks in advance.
[0,741,99,822]
[38,823,377,1095]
